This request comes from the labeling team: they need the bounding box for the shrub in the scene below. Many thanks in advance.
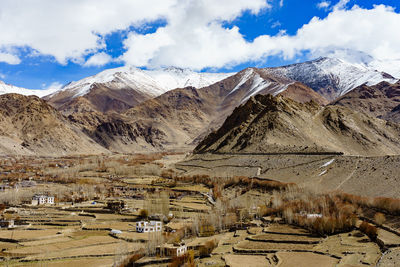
[199,239,217,257]
[169,250,195,267]
[374,212,386,226]
[360,221,378,240]
[118,253,143,267]
[139,209,149,219]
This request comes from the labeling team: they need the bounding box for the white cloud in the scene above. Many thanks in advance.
[0,0,177,64]
[1,0,400,75]
[122,3,400,72]
[279,0,284,8]
[0,73,5,79]
[333,0,350,11]
[271,21,282,29]
[0,0,270,66]
[84,52,113,67]
[317,1,331,10]
[0,52,21,64]
[43,81,64,90]
[122,0,272,69]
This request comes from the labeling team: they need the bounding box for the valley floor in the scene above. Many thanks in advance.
[177,153,400,198]
[0,152,399,266]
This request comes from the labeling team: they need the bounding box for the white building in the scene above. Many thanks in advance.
[307,213,323,219]
[175,244,187,257]
[136,221,162,233]
[0,219,14,228]
[110,229,122,235]
[31,195,55,205]
[159,243,187,257]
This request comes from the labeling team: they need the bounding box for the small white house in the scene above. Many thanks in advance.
[31,195,55,205]
[159,243,187,257]
[306,213,323,219]
[0,219,14,228]
[110,229,122,235]
[0,184,11,192]
[176,244,187,257]
[136,221,162,233]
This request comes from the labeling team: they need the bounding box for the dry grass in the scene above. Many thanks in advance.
[276,252,338,267]
[224,254,272,267]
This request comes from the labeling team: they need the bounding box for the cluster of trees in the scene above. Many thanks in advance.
[169,250,195,267]
[174,174,292,194]
[264,187,360,236]
[341,193,400,216]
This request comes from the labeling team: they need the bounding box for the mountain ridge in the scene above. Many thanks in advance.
[194,94,400,156]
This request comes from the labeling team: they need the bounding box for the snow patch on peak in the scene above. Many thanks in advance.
[264,57,397,99]
[0,81,59,98]
[228,69,293,103]
[229,68,255,95]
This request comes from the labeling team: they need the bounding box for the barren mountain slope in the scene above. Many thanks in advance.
[0,94,107,156]
[90,69,328,152]
[194,94,400,156]
[331,80,400,123]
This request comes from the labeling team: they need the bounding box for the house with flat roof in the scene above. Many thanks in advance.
[136,221,162,232]
[0,219,14,228]
[31,195,54,205]
[157,243,187,257]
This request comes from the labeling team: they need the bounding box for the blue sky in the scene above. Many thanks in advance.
[0,0,399,89]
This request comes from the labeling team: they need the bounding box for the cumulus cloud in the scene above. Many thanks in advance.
[121,2,400,70]
[84,52,113,67]
[1,0,400,73]
[0,52,21,64]
[0,0,176,64]
[122,0,272,69]
[290,5,400,61]
[333,0,350,11]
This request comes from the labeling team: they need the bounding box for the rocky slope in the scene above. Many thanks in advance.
[194,94,400,156]
[264,57,396,101]
[90,69,328,152]
[331,80,400,123]
[0,94,107,156]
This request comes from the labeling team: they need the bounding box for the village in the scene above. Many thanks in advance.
[0,153,399,266]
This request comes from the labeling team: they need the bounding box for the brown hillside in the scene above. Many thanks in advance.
[0,94,107,156]
[90,69,327,152]
[194,94,400,156]
[331,80,400,123]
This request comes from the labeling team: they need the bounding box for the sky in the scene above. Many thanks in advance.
[0,0,399,89]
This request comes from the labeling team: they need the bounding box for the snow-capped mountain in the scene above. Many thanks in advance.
[264,57,397,100]
[52,66,234,99]
[228,68,294,104]
[368,59,400,79]
[0,81,58,97]
[46,66,234,113]
[224,67,328,106]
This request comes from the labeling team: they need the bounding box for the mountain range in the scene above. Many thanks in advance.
[0,57,399,156]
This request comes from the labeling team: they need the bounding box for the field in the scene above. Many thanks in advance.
[0,152,399,266]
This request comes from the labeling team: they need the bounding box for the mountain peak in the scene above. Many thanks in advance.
[264,57,396,101]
